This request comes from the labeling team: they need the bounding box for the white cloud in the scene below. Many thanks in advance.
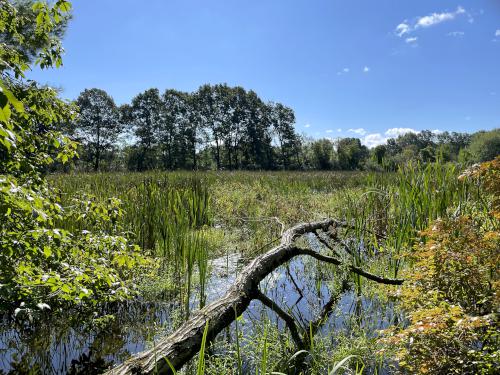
[343,68,350,73]
[304,124,311,128]
[395,7,467,40]
[363,66,370,73]
[338,128,452,149]
[447,31,464,37]
[416,7,465,29]
[359,128,443,148]
[416,13,454,28]
[348,128,367,136]
[405,37,418,43]
[361,133,386,148]
[337,128,342,132]
[496,30,500,37]
[384,127,418,137]
[325,129,333,133]
[396,22,410,37]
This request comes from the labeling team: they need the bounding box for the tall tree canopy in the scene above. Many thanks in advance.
[100,83,301,171]
[337,137,369,170]
[65,85,495,172]
[269,102,300,169]
[129,88,163,171]
[75,88,121,171]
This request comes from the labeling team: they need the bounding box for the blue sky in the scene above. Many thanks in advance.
[29,0,500,147]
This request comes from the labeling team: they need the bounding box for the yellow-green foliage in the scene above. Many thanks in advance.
[460,155,500,219]
[398,216,498,317]
[381,159,500,374]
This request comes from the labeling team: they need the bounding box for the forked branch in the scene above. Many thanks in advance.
[104,218,402,375]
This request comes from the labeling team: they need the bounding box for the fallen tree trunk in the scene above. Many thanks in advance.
[104,218,402,375]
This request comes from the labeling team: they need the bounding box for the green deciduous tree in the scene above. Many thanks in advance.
[1,0,146,312]
[239,89,273,169]
[336,137,369,170]
[75,88,121,171]
[129,88,163,170]
[462,129,500,163]
[310,138,334,170]
[165,89,202,170]
[269,102,300,170]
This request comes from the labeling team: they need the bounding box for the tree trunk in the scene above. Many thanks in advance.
[192,139,197,170]
[103,219,402,375]
[94,126,101,171]
[214,135,221,170]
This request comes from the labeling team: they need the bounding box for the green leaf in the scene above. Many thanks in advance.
[32,3,44,11]
[43,246,52,258]
[0,101,11,124]
[57,1,72,13]
[36,11,45,28]
[61,284,72,294]
[0,80,24,113]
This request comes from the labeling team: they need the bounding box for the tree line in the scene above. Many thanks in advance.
[72,85,300,171]
[70,86,500,172]
[302,129,500,171]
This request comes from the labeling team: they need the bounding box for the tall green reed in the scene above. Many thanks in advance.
[339,161,476,278]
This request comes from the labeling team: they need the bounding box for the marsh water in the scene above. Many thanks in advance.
[0,235,401,374]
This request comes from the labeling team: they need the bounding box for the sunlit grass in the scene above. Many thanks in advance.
[47,163,481,374]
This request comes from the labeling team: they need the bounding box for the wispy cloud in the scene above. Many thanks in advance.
[326,129,333,133]
[337,67,350,76]
[396,22,410,37]
[337,128,342,132]
[405,37,418,44]
[416,6,465,29]
[496,30,500,37]
[447,31,464,37]
[348,128,367,136]
[395,7,467,41]
[363,66,370,73]
[304,124,311,128]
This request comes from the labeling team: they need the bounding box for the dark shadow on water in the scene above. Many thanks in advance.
[0,242,403,374]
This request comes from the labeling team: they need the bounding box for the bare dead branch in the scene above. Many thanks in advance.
[103,218,402,375]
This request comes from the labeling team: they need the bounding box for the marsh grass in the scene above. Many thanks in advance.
[47,163,480,374]
[336,161,476,280]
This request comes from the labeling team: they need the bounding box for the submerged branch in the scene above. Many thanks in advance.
[296,247,403,285]
[254,289,306,349]
[103,218,402,375]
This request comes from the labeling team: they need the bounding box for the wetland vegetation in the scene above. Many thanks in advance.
[2,164,499,374]
[1,1,499,374]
